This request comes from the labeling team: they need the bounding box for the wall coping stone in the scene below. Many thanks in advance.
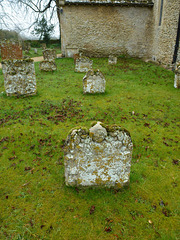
[60,0,154,7]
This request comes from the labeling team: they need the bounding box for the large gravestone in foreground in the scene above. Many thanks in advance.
[2,59,36,96]
[64,122,133,188]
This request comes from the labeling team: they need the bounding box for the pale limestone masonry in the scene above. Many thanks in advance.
[152,1,180,68]
[60,0,154,59]
[39,60,57,71]
[83,69,106,94]
[2,59,36,96]
[59,0,180,68]
[174,63,180,89]
[64,122,133,188]
[108,56,117,65]
[75,56,93,72]
[43,49,57,61]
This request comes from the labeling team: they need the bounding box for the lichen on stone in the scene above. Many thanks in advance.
[64,121,133,188]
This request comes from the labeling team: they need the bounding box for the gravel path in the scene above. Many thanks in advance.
[0,53,62,69]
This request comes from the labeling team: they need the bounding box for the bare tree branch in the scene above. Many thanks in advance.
[0,0,60,40]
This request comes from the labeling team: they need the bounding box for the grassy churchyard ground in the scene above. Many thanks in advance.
[0,56,179,240]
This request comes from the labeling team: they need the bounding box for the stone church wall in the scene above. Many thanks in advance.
[152,0,180,68]
[60,5,154,59]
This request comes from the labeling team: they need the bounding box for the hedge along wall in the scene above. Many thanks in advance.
[60,5,154,59]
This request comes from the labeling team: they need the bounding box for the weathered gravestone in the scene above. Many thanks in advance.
[1,40,23,60]
[83,69,106,94]
[43,49,57,61]
[2,59,36,96]
[75,56,93,72]
[64,122,133,188]
[108,55,117,65]
[174,62,180,89]
[41,43,46,50]
[39,60,57,72]
[40,49,57,71]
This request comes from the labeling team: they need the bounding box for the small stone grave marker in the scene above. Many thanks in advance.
[2,59,36,96]
[174,63,180,89]
[108,55,117,65]
[41,43,46,50]
[43,49,57,61]
[39,60,57,72]
[1,40,23,60]
[83,69,106,94]
[64,122,133,188]
[75,56,93,72]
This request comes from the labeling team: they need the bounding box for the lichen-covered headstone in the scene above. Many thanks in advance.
[41,43,47,50]
[43,49,57,61]
[2,59,36,96]
[174,62,180,89]
[1,40,23,60]
[64,122,133,188]
[83,69,106,94]
[108,55,117,65]
[39,60,57,71]
[75,56,93,72]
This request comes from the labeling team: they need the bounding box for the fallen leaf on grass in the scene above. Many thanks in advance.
[89,205,95,214]
[172,159,179,165]
[24,167,32,171]
[106,218,113,223]
[105,226,112,232]
[162,208,171,217]
[144,122,150,127]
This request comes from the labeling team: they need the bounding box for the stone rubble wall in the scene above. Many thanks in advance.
[60,5,154,59]
[83,69,106,93]
[2,59,36,96]
[152,0,180,68]
[64,122,133,188]
[60,0,180,68]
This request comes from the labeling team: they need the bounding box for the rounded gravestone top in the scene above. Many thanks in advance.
[89,121,107,143]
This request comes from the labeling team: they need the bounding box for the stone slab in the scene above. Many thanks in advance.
[43,49,57,61]
[64,122,133,188]
[75,56,93,72]
[39,60,57,71]
[83,69,106,94]
[2,59,36,96]
[1,40,23,60]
